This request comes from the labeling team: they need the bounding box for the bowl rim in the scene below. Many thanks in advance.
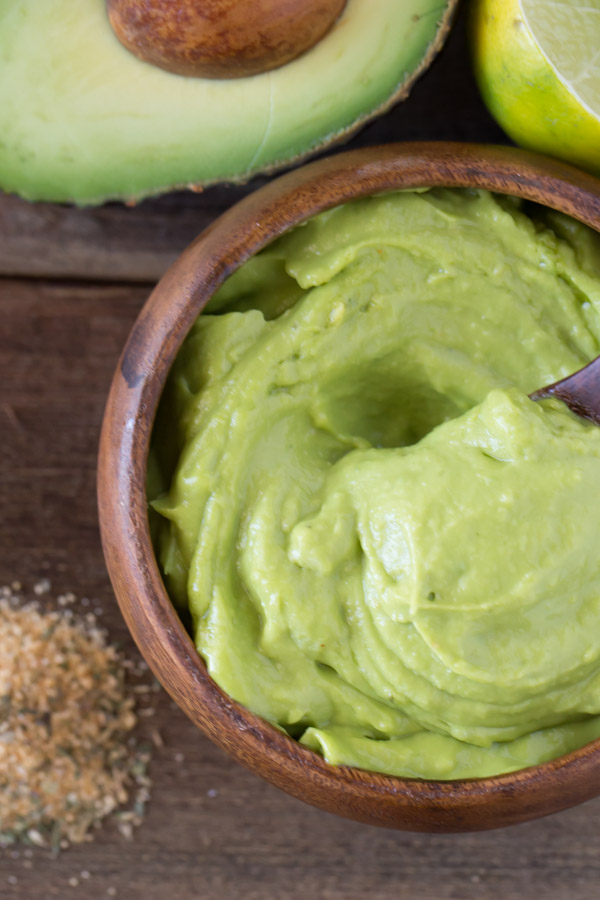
[98,141,600,832]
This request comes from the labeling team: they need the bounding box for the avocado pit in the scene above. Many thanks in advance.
[107,0,347,78]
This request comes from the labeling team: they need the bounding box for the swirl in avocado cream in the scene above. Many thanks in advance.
[151,189,600,779]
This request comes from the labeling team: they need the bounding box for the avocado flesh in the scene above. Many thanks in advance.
[0,0,456,205]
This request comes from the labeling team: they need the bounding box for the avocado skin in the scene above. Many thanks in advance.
[0,0,457,205]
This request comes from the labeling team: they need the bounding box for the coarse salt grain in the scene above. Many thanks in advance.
[33,579,51,596]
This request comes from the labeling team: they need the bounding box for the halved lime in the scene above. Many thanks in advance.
[471,0,600,176]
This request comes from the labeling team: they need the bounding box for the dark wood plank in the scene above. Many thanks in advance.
[1,277,600,900]
[0,12,506,285]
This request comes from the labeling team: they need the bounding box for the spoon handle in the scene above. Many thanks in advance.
[529,353,600,426]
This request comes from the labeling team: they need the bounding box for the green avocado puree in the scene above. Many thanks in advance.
[152,188,600,779]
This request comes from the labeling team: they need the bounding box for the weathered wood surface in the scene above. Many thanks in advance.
[2,277,600,900]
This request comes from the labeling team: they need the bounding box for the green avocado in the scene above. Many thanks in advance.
[0,0,457,205]
[151,188,600,780]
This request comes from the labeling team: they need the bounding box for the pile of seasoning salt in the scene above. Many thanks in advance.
[0,582,152,851]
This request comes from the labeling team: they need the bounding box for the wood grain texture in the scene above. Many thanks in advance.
[2,277,600,898]
[97,142,600,833]
[531,353,600,425]
[0,11,505,284]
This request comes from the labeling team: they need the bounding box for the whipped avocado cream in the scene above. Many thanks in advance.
[152,188,600,779]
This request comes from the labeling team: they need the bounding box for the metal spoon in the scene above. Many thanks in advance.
[530,353,600,425]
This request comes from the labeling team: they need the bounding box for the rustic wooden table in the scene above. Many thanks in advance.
[1,14,599,900]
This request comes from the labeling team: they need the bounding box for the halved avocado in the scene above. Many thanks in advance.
[0,0,458,205]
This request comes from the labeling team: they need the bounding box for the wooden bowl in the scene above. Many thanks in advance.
[98,143,600,832]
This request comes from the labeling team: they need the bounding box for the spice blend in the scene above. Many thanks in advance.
[0,583,152,850]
